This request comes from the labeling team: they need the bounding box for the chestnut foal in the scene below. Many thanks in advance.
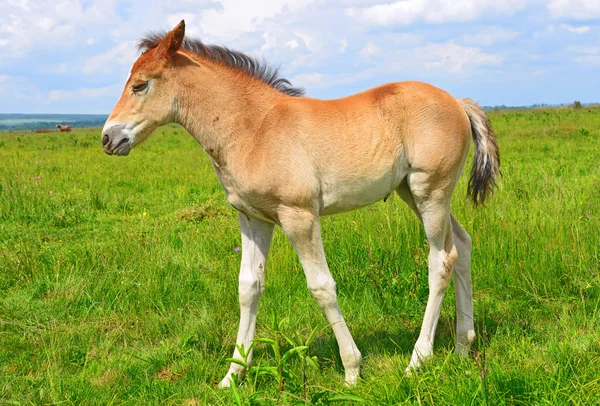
[102,21,500,387]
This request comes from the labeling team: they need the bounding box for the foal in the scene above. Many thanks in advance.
[56,124,72,132]
[102,21,500,387]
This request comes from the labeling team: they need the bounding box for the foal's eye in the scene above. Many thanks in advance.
[132,81,149,93]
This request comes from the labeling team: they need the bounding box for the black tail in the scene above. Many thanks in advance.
[458,98,500,206]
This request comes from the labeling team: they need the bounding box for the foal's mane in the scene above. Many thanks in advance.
[138,32,305,97]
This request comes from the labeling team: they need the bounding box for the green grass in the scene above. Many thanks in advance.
[0,108,599,405]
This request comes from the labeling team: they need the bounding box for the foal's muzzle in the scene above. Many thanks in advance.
[102,123,132,156]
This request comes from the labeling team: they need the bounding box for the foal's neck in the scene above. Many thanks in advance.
[175,61,281,167]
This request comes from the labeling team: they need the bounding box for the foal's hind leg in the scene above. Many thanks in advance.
[451,215,476,357]
[398,183,475,362]
[403,175,458,373]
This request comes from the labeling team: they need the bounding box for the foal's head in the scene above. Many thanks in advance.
[102,19,304,156]
[102,21,186,156]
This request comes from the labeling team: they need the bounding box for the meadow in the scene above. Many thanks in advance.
[0,108,599,405]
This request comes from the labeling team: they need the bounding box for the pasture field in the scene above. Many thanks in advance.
[0,108,599,405]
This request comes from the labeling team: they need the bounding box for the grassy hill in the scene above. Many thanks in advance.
[0,110,598,404]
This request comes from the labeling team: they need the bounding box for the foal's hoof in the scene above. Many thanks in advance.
[456,329,477,357]
[344,368,360,387]
[404,358,423,376]
[218,370,244,388]
[218,373,239,388]
[217,377,232,388]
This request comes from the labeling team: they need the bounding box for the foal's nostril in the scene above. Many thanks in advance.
[115,138,129,149]
[102,134,109,147]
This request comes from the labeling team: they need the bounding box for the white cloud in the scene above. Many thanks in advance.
[40,62,68,74]
[83,41,138,75]
[285,39,300,50]
[339,38,348,53]
[561,24,591,34]
[464,27,520,46]
[573,55,600,66]
[295,31,315,50]
[360,42,381,58]
[0,0,118,58]
[0,74,117,102]
[346,0,529,27]
[0,74,9,95]
[291,69,376,89]
[568,45,599,54]
[261,31,278,51]
[548,0,600,19]
[416,41,501,73]
[199,0,316,42]
[387,32,423,46]
[0,73,123,113]
[569,45,600,65]
[6,0,31,12]
[48,85,116,101]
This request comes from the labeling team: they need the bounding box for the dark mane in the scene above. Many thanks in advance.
[138,32,305,97]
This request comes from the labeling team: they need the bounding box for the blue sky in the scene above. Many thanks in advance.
[1,0,599,114]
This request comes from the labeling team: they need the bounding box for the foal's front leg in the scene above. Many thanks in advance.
[218,214,274,388]
[279,208,362,386]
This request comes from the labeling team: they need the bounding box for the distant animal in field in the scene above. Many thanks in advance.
[102,20,500,387]
[56,124,72,132]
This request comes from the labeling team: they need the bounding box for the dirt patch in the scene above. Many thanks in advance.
[156,367,182,381]
[176,199,231,223]
[94,369,119,387]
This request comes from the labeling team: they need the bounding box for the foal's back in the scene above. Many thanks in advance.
[239,81,472,216]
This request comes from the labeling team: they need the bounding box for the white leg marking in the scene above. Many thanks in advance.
[451,215,476,357]
[406,185,457,374]
[218,214,274,388]
[280,209,362,387]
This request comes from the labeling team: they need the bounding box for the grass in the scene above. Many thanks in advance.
[0,108,599,405]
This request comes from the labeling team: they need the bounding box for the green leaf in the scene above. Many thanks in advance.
[255,366,278,379]
[254,337,277,346]
[236,342,254,358]
[305,355,318,370]
[281,346,308,363]
[228,379,242,406]
[311,390,330,404]
[282,332,297,347]
[225,358,248,369]
[306,326,320,346]
[277,317,290,330]
[292,333,304,347]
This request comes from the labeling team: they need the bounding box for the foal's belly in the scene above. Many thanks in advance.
[318,169,405,215]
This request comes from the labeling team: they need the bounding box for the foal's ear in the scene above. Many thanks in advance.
[157,20,185,59]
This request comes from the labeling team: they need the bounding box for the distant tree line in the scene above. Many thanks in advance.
[0,114,108,131]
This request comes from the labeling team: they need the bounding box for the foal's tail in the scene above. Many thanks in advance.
[458,98,501,206]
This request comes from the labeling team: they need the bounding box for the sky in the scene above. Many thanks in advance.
[1,0,599,114]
